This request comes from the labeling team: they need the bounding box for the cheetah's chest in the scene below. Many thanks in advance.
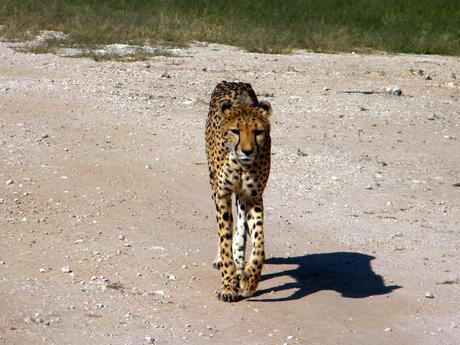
[217,154,260,196]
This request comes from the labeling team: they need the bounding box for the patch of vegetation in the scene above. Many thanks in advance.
[0,0,459,55]
[106,282,125,290]
[15,44,58,55]
[436,279,459,285]
[74,48,178,62]
[257,92,275,98]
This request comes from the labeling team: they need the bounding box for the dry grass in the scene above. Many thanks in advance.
[1,0,459,55]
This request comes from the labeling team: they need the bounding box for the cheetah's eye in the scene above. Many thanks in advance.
[254,129,265,136]
[230,129,240,135]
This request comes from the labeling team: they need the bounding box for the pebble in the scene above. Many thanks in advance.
[39,268,48,273]
[427,113,439,121]
[385,85,402,96]
[24,314,44,324]
[0,198,4,204]
[182,99,195,106]
[425,291,434,299]
[154,290,165,297]
[161,71,171,78]
[118,234,125,240]
[61,265,72,273]
[6,179,14,185]
[144,336,155,343]
[384,327,392,332]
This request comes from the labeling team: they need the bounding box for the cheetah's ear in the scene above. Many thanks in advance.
[257,100,272,118]
[219,101,232,115]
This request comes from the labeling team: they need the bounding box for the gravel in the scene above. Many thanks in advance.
[0,40,458,345]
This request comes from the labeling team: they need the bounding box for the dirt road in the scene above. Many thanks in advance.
[1,42,459,345]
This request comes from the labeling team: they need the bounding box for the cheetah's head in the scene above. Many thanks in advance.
[220,101,271,165]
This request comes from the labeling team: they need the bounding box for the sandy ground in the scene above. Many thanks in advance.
[0,41,459,345]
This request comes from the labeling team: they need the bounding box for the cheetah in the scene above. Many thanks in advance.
[205,81,272,302]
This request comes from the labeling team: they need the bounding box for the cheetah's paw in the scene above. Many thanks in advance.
[217,286,240,302]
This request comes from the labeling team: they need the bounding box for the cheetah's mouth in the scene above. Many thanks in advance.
[238,156,254,165]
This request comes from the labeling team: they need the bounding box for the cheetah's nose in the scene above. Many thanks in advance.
[242,148,253,156]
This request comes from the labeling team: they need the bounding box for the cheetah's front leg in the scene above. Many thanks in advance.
[239,200,265,298]
[232,195,247,282]
[215,194,239,302]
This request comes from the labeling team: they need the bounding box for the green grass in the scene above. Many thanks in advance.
[0,0,459,55]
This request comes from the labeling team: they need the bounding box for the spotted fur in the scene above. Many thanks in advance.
[205,81,272,302]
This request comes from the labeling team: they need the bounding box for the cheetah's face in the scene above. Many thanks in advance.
[220,101,271,165]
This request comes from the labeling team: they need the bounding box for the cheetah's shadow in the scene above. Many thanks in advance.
[249,252,401,302]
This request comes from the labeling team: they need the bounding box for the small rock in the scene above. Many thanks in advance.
[384,327,392,332]
[41,133,49,139]
[5,179,14,185]
[39,268,48,273]
[161,71,171,78]
[385,85,402,96]
[154,290,165,297]
[425,292,434,299]
[95,303,104,309]
[182,99,195,106]
[118,234,125,240]
[144,63,151,69]
[323,86,330,91]
[0,198,4,204]
[427,113,439,121]
[61,266,72,273]
[145,336,155,343]
[424,75,432,80]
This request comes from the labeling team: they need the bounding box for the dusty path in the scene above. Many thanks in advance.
[0,42,459,345]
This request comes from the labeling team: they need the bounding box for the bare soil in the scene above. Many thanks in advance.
[0,42,459,345]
